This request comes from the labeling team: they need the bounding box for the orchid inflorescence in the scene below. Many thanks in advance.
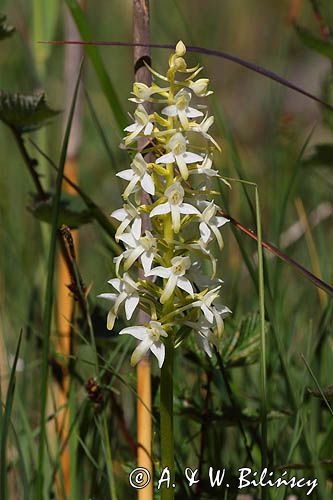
[99,41,231,368]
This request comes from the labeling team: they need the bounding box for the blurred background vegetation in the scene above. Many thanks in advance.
[0,0,332,499]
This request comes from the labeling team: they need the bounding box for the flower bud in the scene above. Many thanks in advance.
[175,40,186,57]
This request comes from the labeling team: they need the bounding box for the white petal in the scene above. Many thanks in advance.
[131,339,153,366]
[119,326,147,340]
[186,106,204,118]
[171,204,181,233]
[125,295,140,320]
[97,293,118,302]
[110,208,127,221]
[124,123,139,132]
[150,202,171,217]
[124,246,144,270]
[199,222,211,243]
[116,169,135,181]
[132,217,142,240]
[179,203,200,215]
[146,266,171,279]
[175,154,189,180]
[150,342,165,368]
[144,121,153,135]
[201,303,214,323]
[177,277,194,297]
[183,152,203,164]
[107,278,121,292]
[156,152,175,164]
[118,232,136,248]
[161,105,177,117]
[141,252,154,275]
[160,274,178,303]
[141,173,155,195]
[215,216,229,227]
[107,310,116,330]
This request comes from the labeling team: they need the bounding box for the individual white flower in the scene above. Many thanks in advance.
[147,256,193,304]
[191,286,231,337]
[188,78,213,97]
[155,133,203,180]
[188,156,219,177]
[124,104,154,143]
[118,230,156,274]
[190,115,221,151]
[116,153,155,200]
[98,273,140,330]
[198,201,229,249]
[161,89,203,129]
[150,182,199,233]
[185,318,215,357]
[119,321,168,368]
[111,201,141,242]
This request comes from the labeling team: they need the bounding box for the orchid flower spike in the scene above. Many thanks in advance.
[99,41,230,368]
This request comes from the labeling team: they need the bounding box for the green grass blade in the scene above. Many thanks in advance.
[65,0,126,132]
[0,330,23,500]
[36,60,83,500]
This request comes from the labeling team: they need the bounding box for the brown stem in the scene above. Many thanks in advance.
[133,3,154,500]
[11,128,47,201]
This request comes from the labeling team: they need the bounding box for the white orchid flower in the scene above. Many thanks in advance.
[198,201,229,249]
[191,286,231,337]
[98,273,140,330]
[119,321,168,368]
[147,256,193,304]
[161,89,203,129]
[185,318,215,357]
[189,156,219,177]
[124,104,154,144]
[188,78,213,97]
[111,201,141,242]
[190,115,221,151]
[155,133,203,180]
[116,153,155,200]
[118,230,156,275]
[150,182,199,233]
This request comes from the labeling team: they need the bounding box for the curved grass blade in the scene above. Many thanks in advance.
[41,40,333,113]
[0,330,23,500]
[36,60,84,500]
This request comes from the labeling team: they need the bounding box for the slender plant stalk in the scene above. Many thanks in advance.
[133,2,154,499]
[36,62,83,500]
[255,188,268,499]
[55,4,84,498]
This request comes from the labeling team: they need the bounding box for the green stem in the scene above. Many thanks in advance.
[160,335,174,500]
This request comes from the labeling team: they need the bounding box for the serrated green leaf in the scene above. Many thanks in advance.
[0,91,60,133]
[295,24,333,60]
[0,14,15,40]
[28,197,92,227]
[303,144,333,168]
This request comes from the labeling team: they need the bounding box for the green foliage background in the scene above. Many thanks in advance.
[0,1,332,499]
